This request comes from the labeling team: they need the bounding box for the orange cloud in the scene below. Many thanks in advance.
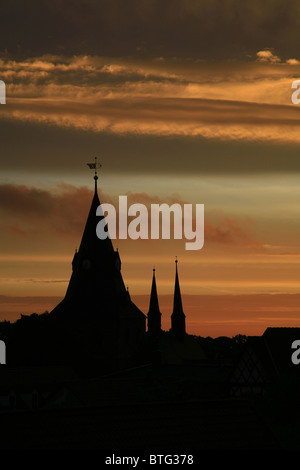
[2,55,300,144]
[0,183,94,239]
[205,217,261,248]
[0,183,262,251]
[256,49,281,63]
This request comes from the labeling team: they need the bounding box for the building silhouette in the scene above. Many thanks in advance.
[49,165,193,371]
[1,168,296,450]
[50,168,146,370]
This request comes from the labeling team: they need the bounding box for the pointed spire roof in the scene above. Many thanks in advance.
[171,257,186,340]
[149,268,160,313]
[76,172,114,261]
[147,268,162,335]
[173,258,184,315]
[51,161,145,325]
[77,156,114,259]
[63,165,119,305]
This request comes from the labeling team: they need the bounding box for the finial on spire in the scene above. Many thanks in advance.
[87,157,102,192]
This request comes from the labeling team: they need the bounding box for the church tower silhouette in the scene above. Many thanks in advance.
[50,161,146,370]
[147,268,162,336]
[171,258,186,340]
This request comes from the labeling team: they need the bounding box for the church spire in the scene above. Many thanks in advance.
[171,257,186,340]
[51,159,130,319]
[147,268,162,336]
[49,159,146,372]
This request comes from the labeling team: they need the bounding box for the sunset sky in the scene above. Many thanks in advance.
[0,0,300,337]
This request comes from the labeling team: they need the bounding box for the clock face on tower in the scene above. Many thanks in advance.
[82,259,92,270]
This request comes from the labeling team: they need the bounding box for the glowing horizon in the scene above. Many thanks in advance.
[1,3,300,337]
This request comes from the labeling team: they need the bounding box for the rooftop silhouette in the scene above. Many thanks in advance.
[50,162,146,370]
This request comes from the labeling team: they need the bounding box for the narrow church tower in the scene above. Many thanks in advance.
[50,159,146,371]
[51,159,126,318]
[147,268,162,336]
[171,258,186,340]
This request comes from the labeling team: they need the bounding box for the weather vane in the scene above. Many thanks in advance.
[87,157,102,189]
[87,156,102,176]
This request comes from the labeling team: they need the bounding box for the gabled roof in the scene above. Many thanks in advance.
[229,327,300,386]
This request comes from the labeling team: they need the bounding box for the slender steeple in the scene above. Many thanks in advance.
[171,257,186,340]
[147,268,162,336]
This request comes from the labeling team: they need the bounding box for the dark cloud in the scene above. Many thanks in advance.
[1,54,300,174]
[2,0,300,60]
[1,117,300,177]
[0,183,261,249]
[0,183,92,238]
[2,53,300,154]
